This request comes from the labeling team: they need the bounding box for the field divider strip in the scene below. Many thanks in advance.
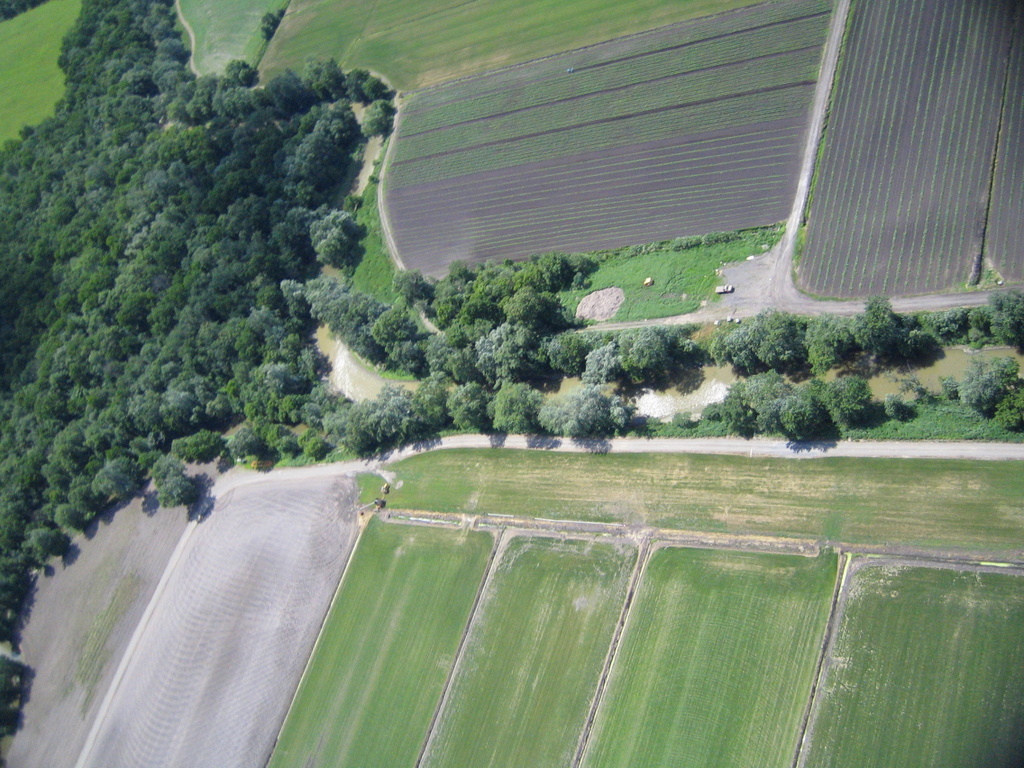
[791,549,850,768]
[571,536,652,768]
[262,482,368,767]
[414,528,506,768]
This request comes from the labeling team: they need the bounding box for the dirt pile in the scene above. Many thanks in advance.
[576,287,625,321]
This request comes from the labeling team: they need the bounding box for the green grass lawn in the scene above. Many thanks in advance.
[584,548,836,768]
[0,0,81,142]
[260,0,769,91]
[268,519,492,768]
[351,177,399,302]
[424,536,635,768]
[561,228,781,322]
[177,0,285,73]
[802,563,1024,768]
[382,449,1024,554]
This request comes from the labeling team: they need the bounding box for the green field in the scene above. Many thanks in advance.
[268,519,492,768]
[380,449,1024,553]
[424,536,635,768]
[0,0,81,142]
[560,228,781,322]
[178,0,285,73]
[801,563,1024,767]
[584,548,836,768]
[259,0,768,91]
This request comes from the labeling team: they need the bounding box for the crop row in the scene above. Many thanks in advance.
[393,46,821,165]
[985,23,1024,283]
[389,125,804,218]
[388,83,814,189]
[800,0,1015,297]
[401,17,828,135]
[403,0,832,113]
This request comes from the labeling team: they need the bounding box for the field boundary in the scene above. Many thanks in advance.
[571,537,652,767]
[791,549,848,768]
[414,528,504,768]
[262,503,369,765]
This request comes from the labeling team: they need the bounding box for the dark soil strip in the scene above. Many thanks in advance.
[790,551,849,768]
[391,81,816,168]
[571,538,652,768]
[403,3,830,113]
[571,11,829,74]
[413,529,505,768]
[401,46,821,139]
[976,7,1020,284]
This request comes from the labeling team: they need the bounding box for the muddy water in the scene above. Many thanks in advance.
[831,347,1024,398]
[315,326,417,402]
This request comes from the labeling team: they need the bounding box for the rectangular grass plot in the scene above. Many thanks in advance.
[268,519,492,768]
[424,536,636,768]
[583,547,836,768]
[801,563,1024,768]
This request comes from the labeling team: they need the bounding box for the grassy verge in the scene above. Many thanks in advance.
[802,563,1024,767]
[177,0,286,73]
[561,227,781,322]
[584,548,836,768]
[382,449,1024,553]
[268,518,492,768]
[425,536,634,768]
[0,0,81,141]
[351,177,398,302]
[260,0,770,91]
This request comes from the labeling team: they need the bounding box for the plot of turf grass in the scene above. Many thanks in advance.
[268,519,492,768]
[383,450,1024,554]
[259,0,771,91]
[583,548,836,768]
[0,0,81,141]
[800,0,1017,297]
[801,563,1024,768]
[382,0,831,274]
[178,0,286,73]
[423,536,635,768]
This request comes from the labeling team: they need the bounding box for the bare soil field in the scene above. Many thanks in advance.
[7,495,189,768]
[800,0,1020,297]
[74,472,360,768]
[383,0,831,275]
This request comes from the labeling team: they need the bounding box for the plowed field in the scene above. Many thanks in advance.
[384,0,832,275]
[800,0,1022,297]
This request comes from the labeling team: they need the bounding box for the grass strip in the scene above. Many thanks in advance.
[268,518,492,768]
[424,536,635,768]
[383,449,1024,553]
[584,548,836,768]
[801,563,1024,767]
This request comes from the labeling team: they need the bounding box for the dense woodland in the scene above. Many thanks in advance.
[0,0,48,20]
[0,0,395,692]
[1,0,1024,740]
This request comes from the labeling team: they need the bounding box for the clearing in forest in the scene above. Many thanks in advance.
[423,536,635,768]
[177,0,286,73]
[0,0,81,141]
[268,519,491,768]
[583,548,836,768]
[800,561,1024,767]
[383,0,832,275]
